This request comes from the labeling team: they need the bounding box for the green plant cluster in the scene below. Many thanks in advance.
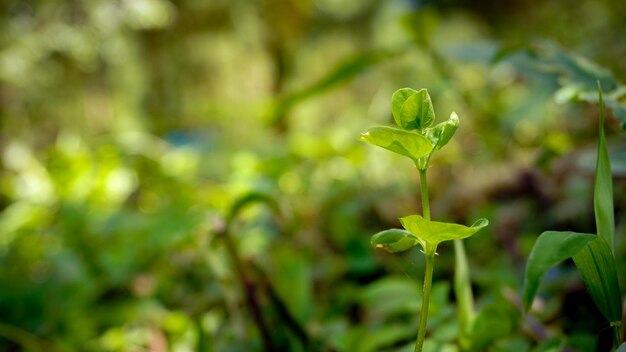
[1,1,626,351]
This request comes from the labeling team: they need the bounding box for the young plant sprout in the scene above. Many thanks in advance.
[360,88,488,352]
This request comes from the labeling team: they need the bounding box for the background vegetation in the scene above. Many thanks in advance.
[1,0,625,351]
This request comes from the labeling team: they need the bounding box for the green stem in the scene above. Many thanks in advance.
[614,325,621,349]
[220,227,275,351]
[415,249,435,352]
[418,168,430,220]
[454,239,475,350]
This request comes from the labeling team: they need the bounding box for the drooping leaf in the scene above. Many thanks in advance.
[370,229,421,253]
[391,88,435,130]
[572,236,622,324]
[522,231,596,312]
[424,112,460,152]
[360,126,433,161]
[398,216,487,251]
[594,83,615,254]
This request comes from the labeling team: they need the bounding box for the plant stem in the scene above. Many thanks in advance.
[614,325,621,349]
[415,249,435,352]
[418,168,430,220]
[220,227,275,351]
[454,239,475,350]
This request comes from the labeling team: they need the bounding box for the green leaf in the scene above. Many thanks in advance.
[360,126,433,161]
[391,88,435,130]
[522,231,596,312]
[424,112,460,152]
[470,299,519,350]
[398,215,487,252]
[594,83,615,254]
[370,229,421,253]
[572,236,622,324]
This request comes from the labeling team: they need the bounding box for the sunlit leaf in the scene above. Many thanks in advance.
[370,229,421,253]
[391,88,435,130]
[424,112,459,152]
[572,236,622,324]
[399,215,488,251]
[522,231,596,312]
[594,83,615,254]
[360,126,433,161]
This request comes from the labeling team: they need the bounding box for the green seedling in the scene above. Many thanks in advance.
[523,83,624,349]
[361,88,488,352]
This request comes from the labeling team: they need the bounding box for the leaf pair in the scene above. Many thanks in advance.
[523,83,622,331]
[371,215,488,255]
[360,88,459,164]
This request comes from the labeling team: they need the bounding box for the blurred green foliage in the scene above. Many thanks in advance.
[1,0,625,351]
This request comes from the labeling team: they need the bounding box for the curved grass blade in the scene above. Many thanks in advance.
[594,82,615,254]
[522,231,596,312]
[572,236,622,324]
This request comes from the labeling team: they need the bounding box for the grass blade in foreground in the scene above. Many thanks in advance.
[594,82,615,254]
[572,236,622,325]
[523,231,596,312]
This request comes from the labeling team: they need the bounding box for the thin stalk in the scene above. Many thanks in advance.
[614,325,621,349]
[414,166,433,352]
[415,250,435,352]
[454,239,475,350]
[418,168,430,220]
[221,227,275,351]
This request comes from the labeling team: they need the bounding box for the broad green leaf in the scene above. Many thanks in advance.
[360,126,433,161]
[424,112,460,152]
[398,215,488,251]
[391,88,435,130]
[522,231,595,312]
[370,229,421,253]
[572,236,622,324]
[594,83,615,254]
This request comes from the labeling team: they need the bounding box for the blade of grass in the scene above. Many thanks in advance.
[572,236,622,326]
[454,239,475,350]
[594,82,615,255]
[523,231,596,312]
